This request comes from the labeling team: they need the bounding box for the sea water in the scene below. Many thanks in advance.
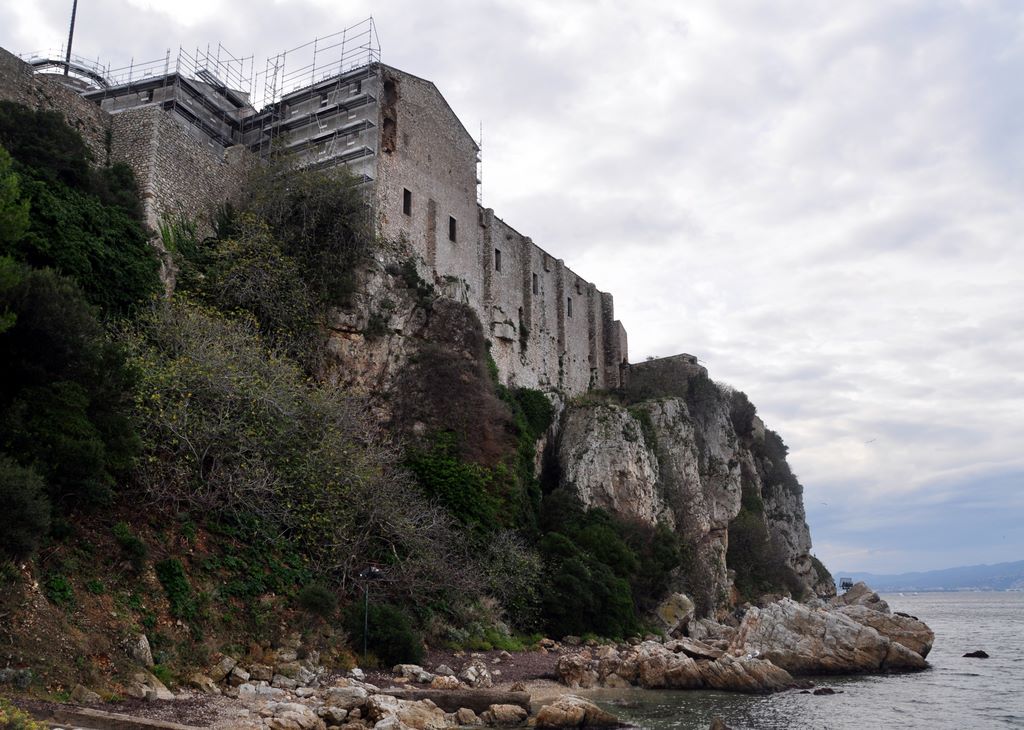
[583,592,1024,729]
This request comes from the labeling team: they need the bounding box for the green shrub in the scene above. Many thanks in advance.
[297,583,337,619]
[0,457,50,560]
[155,559,196,620]
[85,579,105,595]
[150,664,173,687]
[0,696,47,729]
[0,265,140,508]
[112,522,148,572]
[405,432,502,531]
[343,602,424,666]
[0,102,157,315]
[44,573,74,608]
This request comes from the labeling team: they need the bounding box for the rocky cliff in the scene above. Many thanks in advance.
[325,244,833,620]
[553,369,830,615]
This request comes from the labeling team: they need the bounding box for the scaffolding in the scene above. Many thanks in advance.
[21,18,382,172]
[256,17,380,109]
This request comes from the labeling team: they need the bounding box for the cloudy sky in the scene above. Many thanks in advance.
[3,0,1022,575]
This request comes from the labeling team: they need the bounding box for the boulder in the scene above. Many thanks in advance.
[835,604,934,658]
[535,695,620,728]
[250,663,274,682]
[556,653,598,689]
[209,655,238,683]
[458,660,493,689]
[964,650,989,659]
[729,598,927,674]
[273,674,300,690]
[129,634,154,668]
[71,684,101,704]
[262,701,326,730]
[366,694,450,730]
[324,685,370,710]
[434,664,456,677]
[833,582,890,613]
[664,637,724,661]
[455,707,483,726]
[319,706,349,724]
[656,593,696,635]
[188,673,220,695]
[133,670,175,701]
[480,704,528,727]
[700,655,795,694]
[430,675,461,690]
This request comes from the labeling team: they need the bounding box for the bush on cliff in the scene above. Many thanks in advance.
[124,299,481,607]
[0,262,140,509]
[343,601,424,666]
[0,104,158,315]
[244,161,373,307]
[0,456,50,561]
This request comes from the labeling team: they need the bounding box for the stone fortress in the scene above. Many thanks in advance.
[1,19,705,396]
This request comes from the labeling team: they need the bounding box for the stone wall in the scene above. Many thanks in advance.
[0,48,110,163]
[626,354,707,400]
[373,63,628,394]
[109,105,254,231]
[373,65,484,314]
[2,48,633,396]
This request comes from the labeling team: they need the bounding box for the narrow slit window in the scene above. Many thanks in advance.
[567,297,573,318]
[449,216,458,242]
[494,248,502,272]
[532,273,539,295]
[403,188,412,216]
[320,93,329,107]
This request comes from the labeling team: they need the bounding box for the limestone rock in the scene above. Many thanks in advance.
[455,707,483,726]
[250,663,274,682]
[209,655,237,683]
[835,604,934,658]
[430,675,461,690]
[664,637,723,661]
[71,684,101,704]
[535,695,620,728]
[133,670,175,701]
[700,655,795,694]
[480,704,528,727]
[655,593,695,636]
[324,685,370,710]
[319,706,349,725]
[129,634,154,668]
[274,674,300,690]
[729,598,928,674]
[434,664,456,677]
[367,694,450,730]
[263,701,326,730]
[458,659,493,689]
[833,582,890,613]
[188,673,220,695]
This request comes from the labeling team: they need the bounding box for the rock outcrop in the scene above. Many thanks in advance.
[729,596,930,674]
[556,383,829,613]
[556,639,799,694]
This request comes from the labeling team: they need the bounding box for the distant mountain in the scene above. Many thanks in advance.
[837,560,1024,592]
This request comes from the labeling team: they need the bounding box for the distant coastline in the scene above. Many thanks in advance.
[837,559,1024,593]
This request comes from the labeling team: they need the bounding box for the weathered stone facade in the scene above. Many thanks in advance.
[1,50,633,395]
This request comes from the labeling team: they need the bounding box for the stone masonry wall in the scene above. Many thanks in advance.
[373,65,483,314]
[0,48,110,163]
[373,63,628,394]
[625,354,707,401]
[110,105,255,232]
[2,48,632,396]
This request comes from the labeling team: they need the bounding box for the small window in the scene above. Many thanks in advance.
[449,216,457,242]
[567,297,573,318]
[532,273,539,295]
[352,80,362,95]
[403,188,412,216]
[320,93,329,106]
[494,248,502,272]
